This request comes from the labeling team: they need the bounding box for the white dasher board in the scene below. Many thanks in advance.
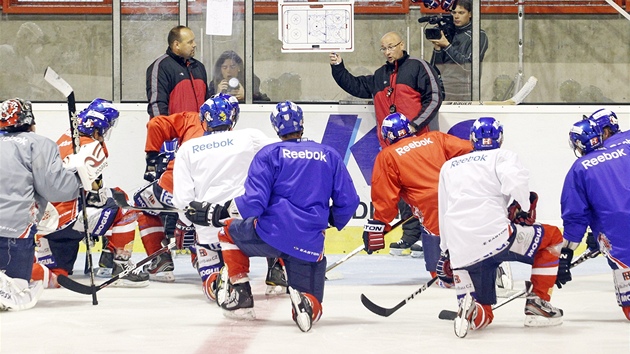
[278,1,354,53]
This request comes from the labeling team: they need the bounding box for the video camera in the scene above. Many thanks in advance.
[418,14,455,42]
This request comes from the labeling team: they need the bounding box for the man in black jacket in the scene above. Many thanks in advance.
[329,31,444,256]
[146,26,210,118]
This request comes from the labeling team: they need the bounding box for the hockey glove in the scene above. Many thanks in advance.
[441,0,457,11]
[144,151,159,182]
[422,0,440,9]
[555,248,574,289]
[507,191,538,226]
[185,201,212,227]
[436,250,454,286]
[174,219,196,250]
[586,231,599,254]
[86,188,107,208]
[362,220,390,254]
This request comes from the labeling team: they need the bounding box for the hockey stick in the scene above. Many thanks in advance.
[111,189,183,213]
[44,67,99,306]
[57,241,176,295]
[361,277,438,317]
[437,249,601,320]
[443,76,538,106]
[325,216,414,273]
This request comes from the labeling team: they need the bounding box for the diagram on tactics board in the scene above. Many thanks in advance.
[279,1,354,53]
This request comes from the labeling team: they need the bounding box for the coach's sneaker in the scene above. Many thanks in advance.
[144,252,175,283]
[524,294,563,327]
[221,280,255,320]
[112,260,150,288]
[410,240,424,258]
[389,239,413,256]
[0,273,44,311]
[454,293,476,338]
[289,287,322,332]
[265,259,288,295]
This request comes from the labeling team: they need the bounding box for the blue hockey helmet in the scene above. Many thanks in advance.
[470,117,503,150]
[381,112,414,145]
[77,98,119,139]
[585,108,619,136]
[569,119,603,157]
[270,101,304,137]
[200,93,240,131]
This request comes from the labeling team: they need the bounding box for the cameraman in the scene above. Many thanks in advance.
[428,0,488,101]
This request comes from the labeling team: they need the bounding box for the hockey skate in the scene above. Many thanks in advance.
[111,260,150,288]
[524,294,563,327]
[265,258,288,295]
[289,287,316,332]
[454,293,476,338]
[496,262,519,298]
[389,239,413,256]
[95,249,113,278]
[215,266,229,307]
[0,273,44,312]
[144,252,175,283]
[221,280,255,320]
[410,240,424,258]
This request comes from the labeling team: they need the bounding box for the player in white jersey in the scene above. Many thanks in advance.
[437,117,563,338]
[172,94,277,301]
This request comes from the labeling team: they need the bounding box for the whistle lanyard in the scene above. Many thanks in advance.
[387,65,398,114]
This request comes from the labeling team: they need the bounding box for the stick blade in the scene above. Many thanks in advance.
[57,275,95,295]
[44,67,74,98]
[511,76,538,104]
[438,309,457,321]
[360,294,393,317]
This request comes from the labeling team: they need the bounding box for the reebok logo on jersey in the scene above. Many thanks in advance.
[1,135,28,145]
[450,154,487,168]
[282,149,327,162]
[581,148,626,170]
[395,137,433,156]
[609,138,630,148]
[191,139,234,153]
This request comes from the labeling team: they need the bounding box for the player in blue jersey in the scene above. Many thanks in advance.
[185,101,360,332]
[559,118,630,320]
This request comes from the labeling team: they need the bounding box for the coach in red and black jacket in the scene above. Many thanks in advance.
[330,32,444,148]
[146,26,210,118]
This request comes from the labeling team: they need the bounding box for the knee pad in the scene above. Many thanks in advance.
[508,223,544,262]
[613,268,630,307]
[197,243,223,282]
[133,181,170,216]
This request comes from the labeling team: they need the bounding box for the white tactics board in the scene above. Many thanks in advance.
[278,0,354,53]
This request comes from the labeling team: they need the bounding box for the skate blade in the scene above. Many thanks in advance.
[148,271,176,283]
[222,307,256,320]
[265,285,288,296]
[111,279,150,288]
[410,250,424,258]
[454,295,473,338]
[389,249,410,256]
[524,315,563,327]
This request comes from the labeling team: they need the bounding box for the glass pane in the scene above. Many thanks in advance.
[121,12,178,103]
[192,2,247,102]
[0,16,113,102]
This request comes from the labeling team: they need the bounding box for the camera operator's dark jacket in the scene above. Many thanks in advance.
[331,52,444,148]
[430,23,488,101]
